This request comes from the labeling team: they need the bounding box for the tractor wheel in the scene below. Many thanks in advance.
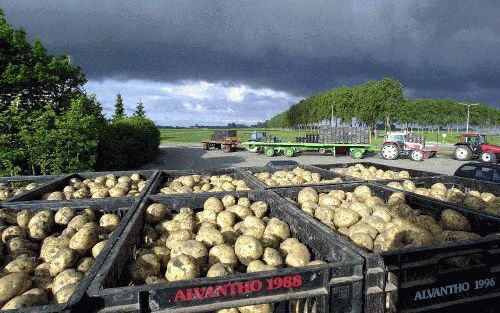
[318,148,326,155]
[454,145,472,161]
[222,145,232,153]
[284,148,295,158]
[480,151,496,163]
[381,143,399,160]
[202,143,209,150]
[410,150,424,161]
[264,147,275,157]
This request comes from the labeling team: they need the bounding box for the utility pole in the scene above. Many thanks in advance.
[459,103,479,133]
[331,102,335,127]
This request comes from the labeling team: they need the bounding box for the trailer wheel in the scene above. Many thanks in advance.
[222,145,232,153]
[264,147,275,157]
[350,148,363,159]
[454,145,472,161]
[246,146,259,153]
[410,150,424,161]
[480,151,496,163]
[318,148,326,155]
[381,143,399,160]
[284,148,295,157]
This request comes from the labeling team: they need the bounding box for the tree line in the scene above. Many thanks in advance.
[0,9,159,176]
[266,77,500,132]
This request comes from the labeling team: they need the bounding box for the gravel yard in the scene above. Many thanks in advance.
[140,143,466,175]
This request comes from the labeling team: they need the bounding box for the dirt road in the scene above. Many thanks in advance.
[140,143,466,175]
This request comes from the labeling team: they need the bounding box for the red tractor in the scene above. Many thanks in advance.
[454,133,500,162]
[381,132,438,161]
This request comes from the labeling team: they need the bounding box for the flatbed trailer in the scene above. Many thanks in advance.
[241,141,371,158]
[202,140,240,153]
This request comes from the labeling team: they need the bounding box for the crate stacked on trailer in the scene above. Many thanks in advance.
[273,182,500,312]
[0,175,62,202]
[241,126,371,158]
[88,190,364,312]
[202,130,241,153]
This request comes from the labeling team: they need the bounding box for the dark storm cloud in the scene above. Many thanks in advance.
[2,0,500,106]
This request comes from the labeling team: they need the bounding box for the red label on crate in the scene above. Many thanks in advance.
[173,274,302,302]
[149,268,328,311]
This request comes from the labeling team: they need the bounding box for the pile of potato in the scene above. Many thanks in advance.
[331,164,411,180]
[387,180,499,216]
[128,196,324,303]
[252,167,343,187]
[292,185,498,255]
[159,174,250,194]
[0,207,121,309]
[42,173,147,200]
[0,183,39,201]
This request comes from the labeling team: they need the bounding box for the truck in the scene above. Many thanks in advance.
[241,127,371,159]
[201,130,240,153]
[454,133,500,162]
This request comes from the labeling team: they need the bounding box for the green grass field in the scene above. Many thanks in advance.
[159,128,500,150]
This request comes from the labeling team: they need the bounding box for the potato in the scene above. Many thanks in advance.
[99,214,120,232]
[262,248,283,267]
[166,254,199,281]
[333,209,359,228]
[130,253,161,283]
[92,240,107,258]
[298,187,319,204]
[203,197,224,213]
[279,238,300,256]
[54,207,75,226]
[207,263,234,277]
[263,218,290,241]
[353,185,372,202]
[349,202,371,218]
[166,230,193,249]
[249,201,268,219]
[196,210,218,224]
[2,226,27,243]
[34,262,51,277]
[235,235,263,265]
[240,216,266,239]
[216,211,236,228]
[52,269,83,295]
[170,240,208,266]
[315,206,335,222]
[221,195,236,208]
[16,210,33,229]
[4,256,38,274]
[247,260,275,273]
[47,248,77,276]
[67,214,92,231]
[76,257,94,273]
[238,304,272,313]
[440,209,471,231]
[146,203,170,224]
[54,283,77,304]
[209,244,238,268]
[1,293,47,309]
[350,232,374,251]
[227,205,252,220]
[69,226,99,254]
[285,243,310,267]
[195,226,224,247]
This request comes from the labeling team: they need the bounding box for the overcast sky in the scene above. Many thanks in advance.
[3,1,499,125]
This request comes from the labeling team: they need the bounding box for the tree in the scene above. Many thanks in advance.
[134,100,146,117]
[0,9,86,111]
[113,94,126,120]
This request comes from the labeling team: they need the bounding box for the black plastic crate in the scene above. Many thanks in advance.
[149,168,263,195]
[0,198,139,313]
[380,175,500,217]
[240,165,352,190]
[88,191,364,313]
[4,170,158,204]
[0,175,63,202]
[273,183,500,313]
[311,162,442,181]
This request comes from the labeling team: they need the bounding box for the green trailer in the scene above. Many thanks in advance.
[241,141,370,159]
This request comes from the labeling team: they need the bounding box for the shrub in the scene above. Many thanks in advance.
[96,116,160,170]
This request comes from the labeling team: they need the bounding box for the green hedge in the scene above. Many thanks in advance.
[96,116,160,170]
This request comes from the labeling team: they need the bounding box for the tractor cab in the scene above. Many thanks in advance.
[460,134,487,146]
[385,132,405,147]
